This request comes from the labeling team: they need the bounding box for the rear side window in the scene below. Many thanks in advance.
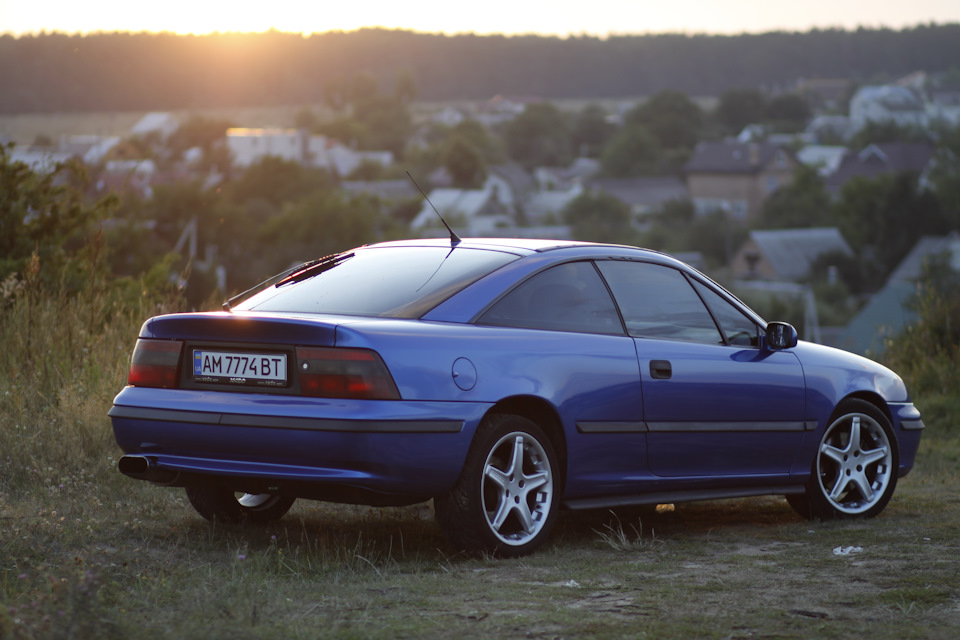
[478,262,624,335]
[240,246,519,318]
[596,261,723,344]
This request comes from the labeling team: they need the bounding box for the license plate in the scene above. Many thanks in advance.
[193,350,287,387]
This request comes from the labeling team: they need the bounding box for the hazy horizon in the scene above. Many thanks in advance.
[2,0,960,38]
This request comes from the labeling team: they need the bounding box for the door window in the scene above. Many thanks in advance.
[691,280,761,347]
[596,261,723,344]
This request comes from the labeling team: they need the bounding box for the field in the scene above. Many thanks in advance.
[0,106,322,145]
[2,439,958,639]
[0,266,958,639]
[0,96,718,147]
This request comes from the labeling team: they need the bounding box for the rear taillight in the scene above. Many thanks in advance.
[128,339,183,388]
[296,347,400,400]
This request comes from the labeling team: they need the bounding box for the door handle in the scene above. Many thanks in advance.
[650,360,672,379]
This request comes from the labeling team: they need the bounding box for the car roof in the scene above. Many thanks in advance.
[364,237,671,258]
[365,237,586,253]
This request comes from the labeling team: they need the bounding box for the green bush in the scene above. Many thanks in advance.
[882,253,960,431]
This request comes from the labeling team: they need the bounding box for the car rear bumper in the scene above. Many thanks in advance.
[109,386,493,501]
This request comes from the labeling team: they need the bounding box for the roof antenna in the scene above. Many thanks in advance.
[406,170,461,246]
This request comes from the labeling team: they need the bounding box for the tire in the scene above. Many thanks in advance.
[185,484,296,524]
[435,414,560,557]
[788,399,898,520]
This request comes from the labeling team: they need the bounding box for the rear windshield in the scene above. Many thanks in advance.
[237,245,521,318]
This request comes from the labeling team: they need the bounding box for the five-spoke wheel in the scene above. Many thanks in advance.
[788,399,898,520]
[435,414,560,557]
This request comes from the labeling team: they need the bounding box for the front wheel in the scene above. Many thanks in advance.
[788,399,898,520]
[185,484,295,524]
[435,414,560,557]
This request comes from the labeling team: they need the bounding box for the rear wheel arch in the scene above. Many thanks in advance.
[487,396,567,488]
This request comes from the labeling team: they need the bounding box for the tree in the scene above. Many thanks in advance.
[572,104,614,158]
[225,156,332,210]
[755,164,833,228]
[0,144,117,285]
[318,73,413,157]
[351,95,412,157]
[350,72,379,104]
[599,125,661,177]
[927,126,960,229]
[504,102,573,169]
[293,106,318,131]
[848,121,932,148]
[451,119,505,163]
[834,172,947,284]
[562,191,637,244]
[715,88,767,134]
[442,135,487,188]
[166,115,235,171]
[322,76,348,112]
[394,68,418,104]
[624,91,703,151]
[764,93,812,132]
[642,200,746,268]
[257,190,385,273]
[883,251,960,396]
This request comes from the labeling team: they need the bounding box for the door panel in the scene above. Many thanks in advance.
[638,339,806,477]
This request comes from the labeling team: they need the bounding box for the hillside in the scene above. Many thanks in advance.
[2,25,960,113]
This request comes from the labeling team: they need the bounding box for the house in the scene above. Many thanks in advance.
[488,163,537,220]
[524,184,584,225]
[794,77,853,112]
[824,142,936,196]
[586,176,689,221]
[410,183,512,236]
[850,72,960,131]
[534,157,600,191]
[849,85,928,131]
[320,146,393,177]
[684,141,797,221]
[339,180,420,218]
[796,145,848,177]
[340,180,418,202]
[837,233,960,355]
[226,129,393,176]
[928,88,960,126]
[9,146,73,173]
[57,134,122,165]
[730,228,853,281]
[429,107,468,128]
[805,115,855,143]
[475,95,540,127]
[227,128,305,167]
[95,159,158,198]
[131,112,180,140]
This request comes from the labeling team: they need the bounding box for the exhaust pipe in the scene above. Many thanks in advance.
[118,455,181,485]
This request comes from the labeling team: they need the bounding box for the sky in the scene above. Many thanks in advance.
[1,0,959,37]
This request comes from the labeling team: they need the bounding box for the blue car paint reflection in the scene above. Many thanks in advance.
[109,238,923,556]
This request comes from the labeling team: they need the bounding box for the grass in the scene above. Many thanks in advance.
[1,274,959,639]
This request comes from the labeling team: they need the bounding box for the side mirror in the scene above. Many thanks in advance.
[765,322,798,350]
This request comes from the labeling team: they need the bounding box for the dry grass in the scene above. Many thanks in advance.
[1,274,958,639]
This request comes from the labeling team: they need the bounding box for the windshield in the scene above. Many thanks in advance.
[236,245,521,318]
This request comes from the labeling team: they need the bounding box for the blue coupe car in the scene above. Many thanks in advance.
[110,238,924,556]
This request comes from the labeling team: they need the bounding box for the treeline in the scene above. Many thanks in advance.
[2,24,960,113]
